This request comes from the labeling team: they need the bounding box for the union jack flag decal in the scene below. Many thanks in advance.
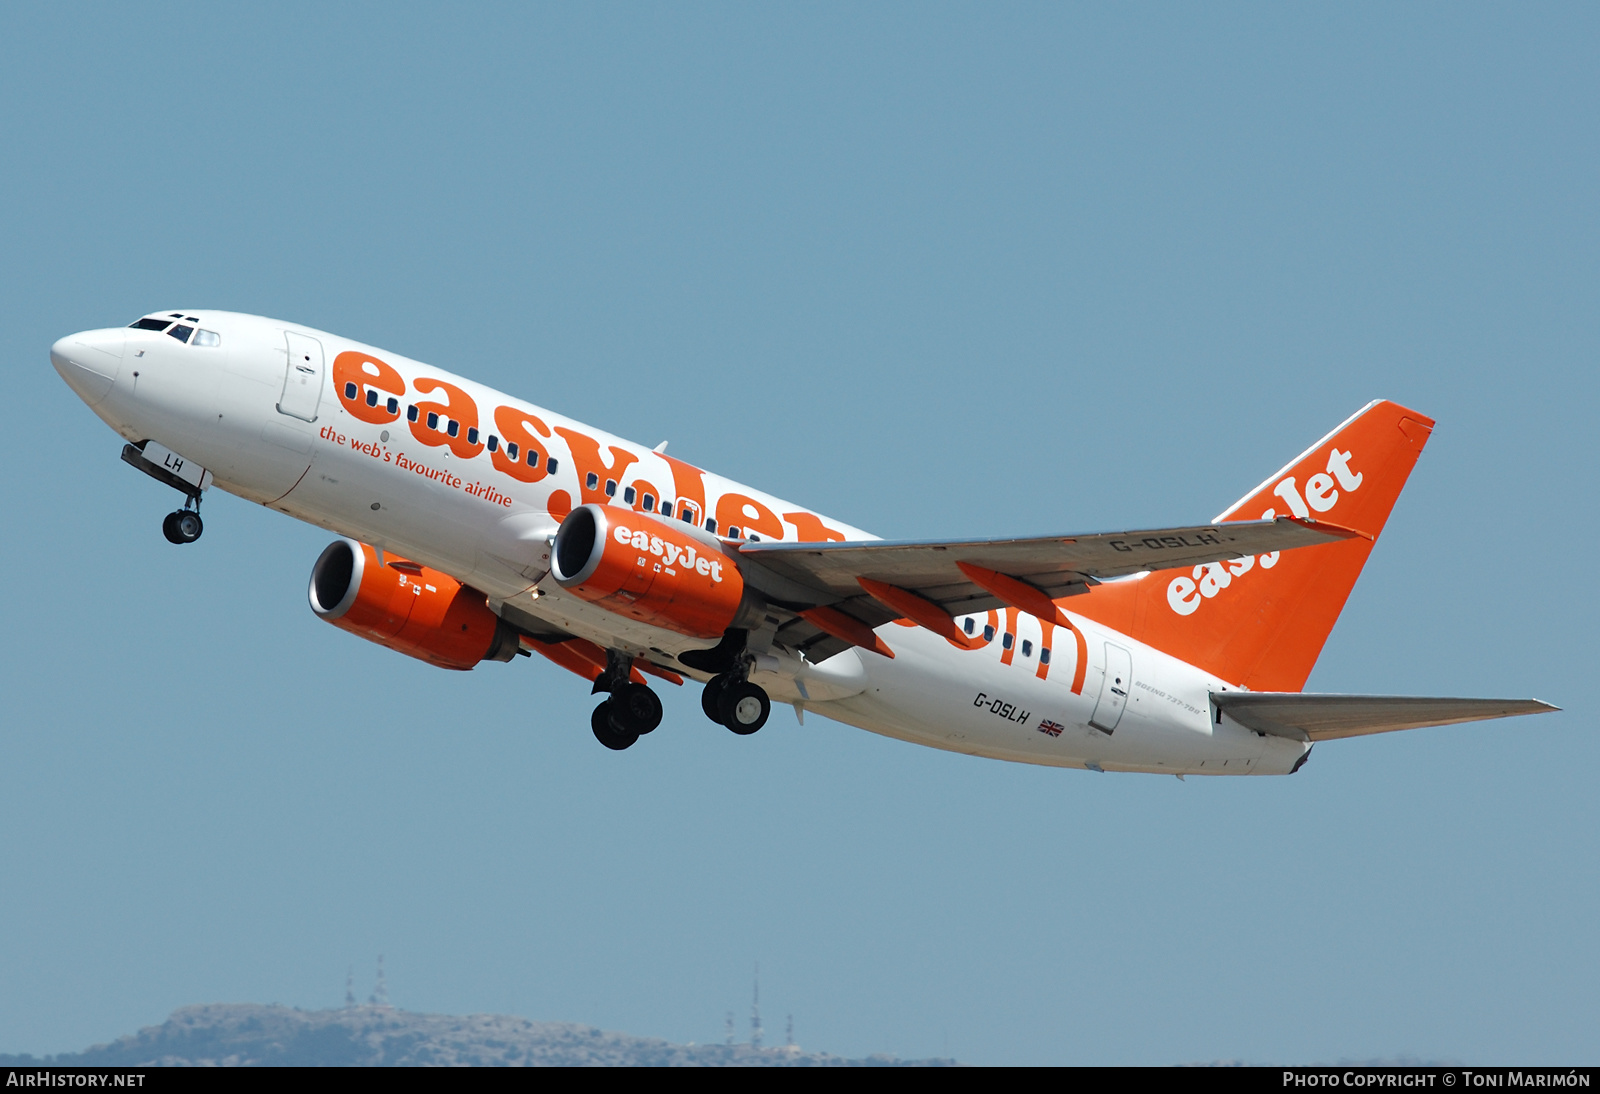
[1036,719,1065,738]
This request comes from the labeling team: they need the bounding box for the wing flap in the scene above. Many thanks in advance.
[730,517,1358,661]
[1212,692,1559,742]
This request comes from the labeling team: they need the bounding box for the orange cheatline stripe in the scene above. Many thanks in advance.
[798,606,895,659]
[1069,621,1088,695]
[856,578,984,650]
[955,562,1072,628]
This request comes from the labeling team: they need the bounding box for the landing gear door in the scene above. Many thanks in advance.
[1089,642,1132,734]
[278,331,325,422]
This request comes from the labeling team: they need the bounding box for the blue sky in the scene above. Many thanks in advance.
[1,3,1594,1064]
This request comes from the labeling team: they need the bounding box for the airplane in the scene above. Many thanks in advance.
[49,311,1556,773]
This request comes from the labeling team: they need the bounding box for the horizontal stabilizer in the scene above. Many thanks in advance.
[1211,692,1559,742]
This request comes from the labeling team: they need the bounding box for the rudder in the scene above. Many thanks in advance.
[1070,400,1434,692]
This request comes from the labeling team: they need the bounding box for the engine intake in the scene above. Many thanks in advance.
[309,538,519,670]
[550,504,758,638]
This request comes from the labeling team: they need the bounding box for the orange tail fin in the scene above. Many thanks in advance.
[1070,400,1434,691]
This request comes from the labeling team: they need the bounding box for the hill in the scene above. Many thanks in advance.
[0,1004,956,1067]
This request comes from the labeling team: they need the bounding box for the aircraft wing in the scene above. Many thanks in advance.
[736,517,1361,660]
[1211,692,1559,742]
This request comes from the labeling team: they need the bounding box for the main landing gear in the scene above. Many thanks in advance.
[584,643,774,750]
[680,629,771,736]
[702,671,771,735]
[590,652,664,751]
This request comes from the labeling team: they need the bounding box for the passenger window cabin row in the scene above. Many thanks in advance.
[365,391,564,476]
[339,385,763,540]
[961,615,1051,662]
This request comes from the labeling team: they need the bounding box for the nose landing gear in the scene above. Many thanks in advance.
[122,442,210,545]
[161,506,204,545]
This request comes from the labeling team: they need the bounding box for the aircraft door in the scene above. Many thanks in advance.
[278,331,325,422]
[1089,642,1132,734]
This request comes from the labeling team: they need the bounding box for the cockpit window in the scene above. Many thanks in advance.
[130,317,171,331]
[167,324,195,343]
[192,329,221,347]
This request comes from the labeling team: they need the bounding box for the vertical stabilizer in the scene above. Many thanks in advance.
[1071,400,1434,691]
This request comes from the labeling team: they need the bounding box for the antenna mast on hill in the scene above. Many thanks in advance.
[750,963,762,1048]
[345,967,355,1008]
[725,1012,734,1045]
[371,954,389,1007]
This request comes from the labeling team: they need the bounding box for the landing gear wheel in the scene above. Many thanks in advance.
[610,683,663,736]
[719,682,770,735]
[701,675,731,723]
[591,702,638,751]
[163,509,203,544]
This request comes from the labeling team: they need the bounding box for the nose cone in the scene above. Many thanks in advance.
[51,328,126,405]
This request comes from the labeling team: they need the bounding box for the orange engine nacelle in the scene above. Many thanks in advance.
[550,504,757,639]
[308,539,520,670]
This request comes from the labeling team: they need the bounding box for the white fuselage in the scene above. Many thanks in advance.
[52,311,1307,776]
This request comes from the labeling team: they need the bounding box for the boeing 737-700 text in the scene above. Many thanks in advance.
[49,311,1555,772]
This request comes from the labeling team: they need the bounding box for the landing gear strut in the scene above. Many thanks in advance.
[589,651,663,750]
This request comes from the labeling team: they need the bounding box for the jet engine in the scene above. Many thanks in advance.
[309,538,520,670]
[550,504,760,638]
